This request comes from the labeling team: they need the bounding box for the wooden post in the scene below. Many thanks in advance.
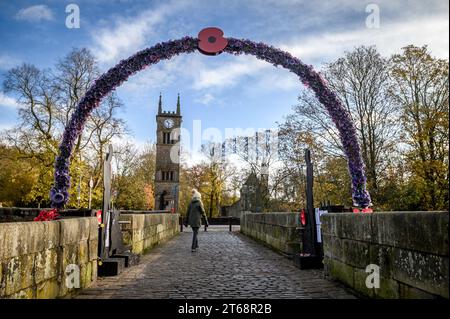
[304,149,317,256]
[99,144,113,260]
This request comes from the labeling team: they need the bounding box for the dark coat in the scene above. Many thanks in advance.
[185,199,208,228]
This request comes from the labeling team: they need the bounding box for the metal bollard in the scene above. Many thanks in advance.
[229,217,232,232]
[180,216,183,232]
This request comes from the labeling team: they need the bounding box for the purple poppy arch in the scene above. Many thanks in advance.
[50,35,372,209]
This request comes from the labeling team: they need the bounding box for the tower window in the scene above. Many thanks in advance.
[163,132,170,144]
[161,171,174,181]
[162,132,176,144]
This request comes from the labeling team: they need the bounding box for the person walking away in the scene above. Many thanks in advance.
[185,189,209,252]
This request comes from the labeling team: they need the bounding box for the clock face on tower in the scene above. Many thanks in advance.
[163,119,174,128]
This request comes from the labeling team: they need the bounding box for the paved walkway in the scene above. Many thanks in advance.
[76,226,356,299]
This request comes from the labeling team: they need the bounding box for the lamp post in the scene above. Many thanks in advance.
[77,175,81,208]
[77,152,82,208]
[294,149,323,269]
[88,177,94,209]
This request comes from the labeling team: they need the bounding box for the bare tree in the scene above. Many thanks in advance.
[284,46,399,204]
[326,46,399,193]
[1,48,128,206]
[3,64,59,166]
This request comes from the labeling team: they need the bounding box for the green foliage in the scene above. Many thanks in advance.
[113,144,156,210]
[0,145,38,206]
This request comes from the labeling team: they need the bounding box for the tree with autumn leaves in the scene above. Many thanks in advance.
[277,45,448,211]
[0,45,447,212]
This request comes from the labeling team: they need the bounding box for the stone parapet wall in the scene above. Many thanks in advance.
[321,212,449,299]
[0,217,98,299]
[240,212,299,255]
[120,213,179,255]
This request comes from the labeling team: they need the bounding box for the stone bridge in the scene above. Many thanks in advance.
[76,225,354,299]
[0,209,447,299]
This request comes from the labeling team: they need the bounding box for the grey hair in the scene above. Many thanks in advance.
[192,189,202,200]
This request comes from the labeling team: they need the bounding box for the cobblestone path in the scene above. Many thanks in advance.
[76,226,356,299]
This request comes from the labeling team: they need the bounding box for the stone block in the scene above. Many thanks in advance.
[398,282,437,299]
[144,237,157,250]
[91,260,98,283]
[88,239,98,261]
[42,221,61,250]
[4,254,35,296]
[34,248,59,284]
[78,240,89,264]
[61,243,79,272]
[120,221,132,231]
[369,244,394,278]
[1,222,45,260]
[331,236,344,262]
[143,225,153,238]
[132,215,145,230]
[322,234,333,259]
[353,267,374,298]
[36,278,60,299]
[7,287,35,299]
[339,213,372,241]
[59,218,90,245]
[372,212,448,256]
[132,229,144,242]
[80,263,89,288]
[392,248,448,298]
[325,258,354,288]
[132,240,144,255]
[342,239,370,268]
[321,214,340,236]
[285,213,297,227]
[88,217,99,241]
[121,230,130,244]
[372,276,400,299]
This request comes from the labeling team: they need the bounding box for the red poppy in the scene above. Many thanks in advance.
[34,209,61,221]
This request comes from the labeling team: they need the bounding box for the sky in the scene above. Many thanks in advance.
[0,0,448,165]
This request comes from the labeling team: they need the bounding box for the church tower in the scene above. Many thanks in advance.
[154,93,182,212]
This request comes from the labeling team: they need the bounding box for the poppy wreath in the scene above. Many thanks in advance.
[50,33,371,209]
[34,209,61,221]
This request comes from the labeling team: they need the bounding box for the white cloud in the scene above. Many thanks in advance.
[91,1,190,65]
[0,122,15,132]
[15,5,54,22]
[183,14,449,93]
[280,15,449,65]
[195,93,215,105]
[121,55,190,92]
[192,56,267,90]
[0,54,20,70]
[0,92,20,109]
[111,135,149,150]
